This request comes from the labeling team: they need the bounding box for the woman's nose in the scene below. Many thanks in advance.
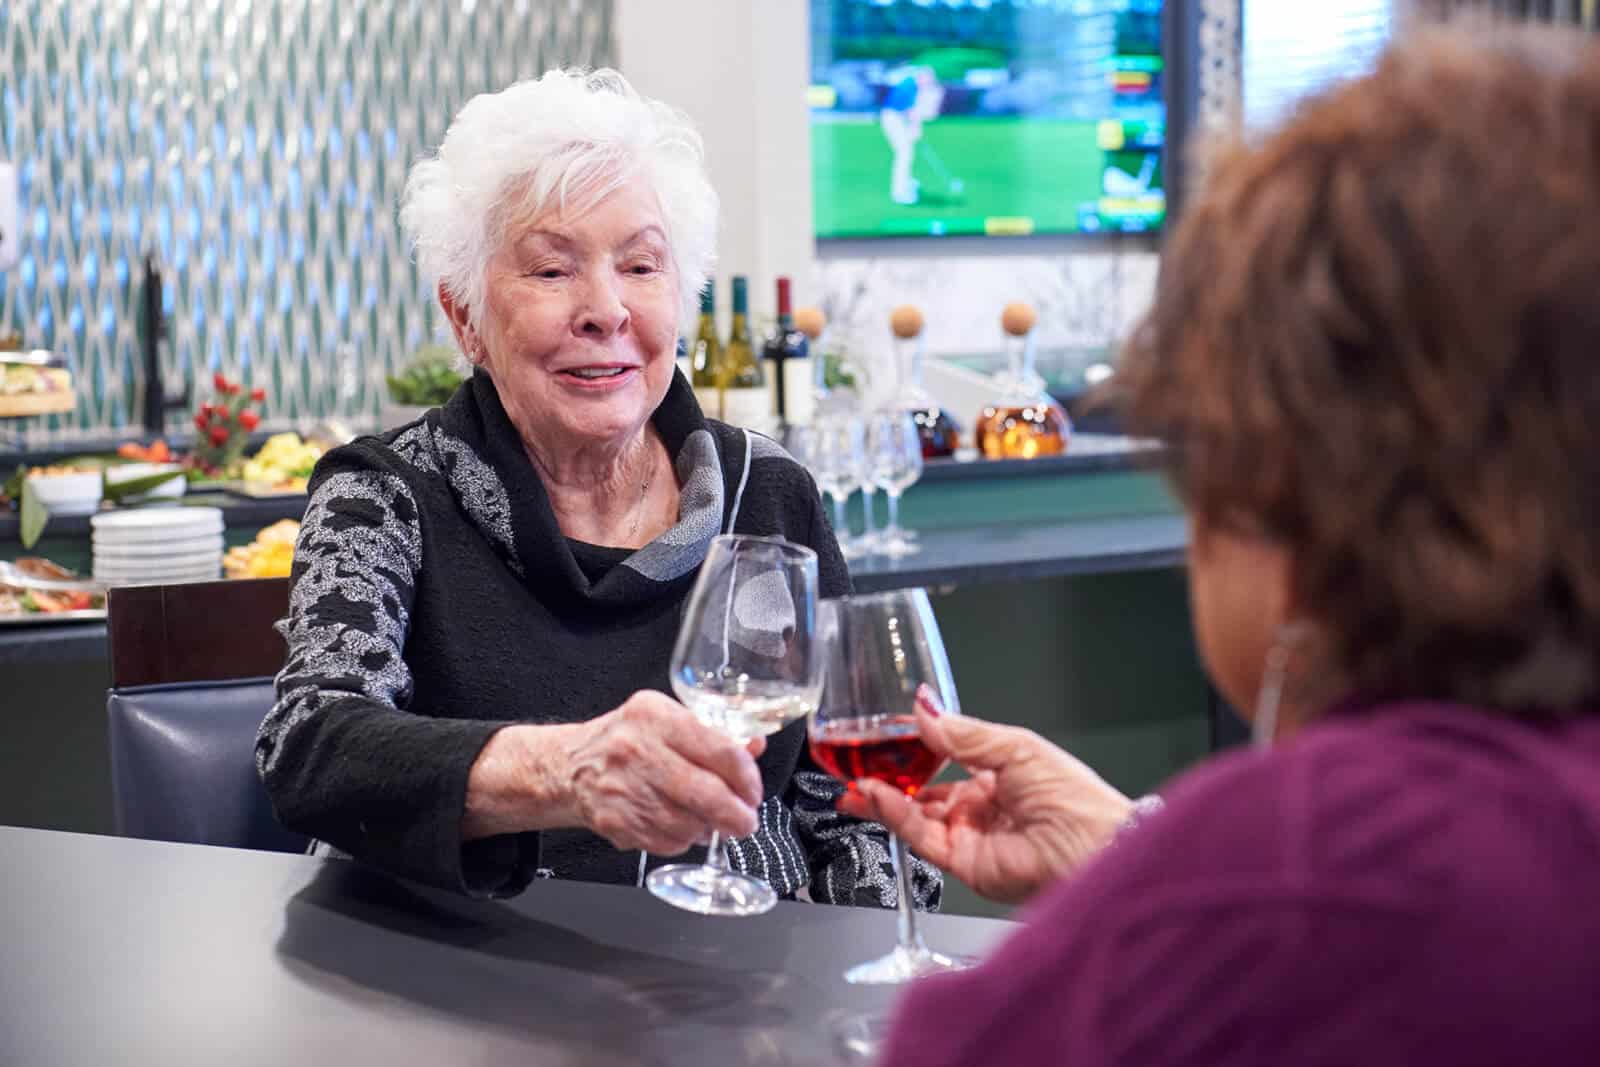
[575,273,629,339]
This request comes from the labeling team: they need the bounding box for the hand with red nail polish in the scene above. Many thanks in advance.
[837,692,1133,905]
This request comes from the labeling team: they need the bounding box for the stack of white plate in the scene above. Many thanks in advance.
[91,507,225,586]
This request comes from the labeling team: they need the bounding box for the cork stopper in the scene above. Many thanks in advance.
[794,306,826,340]
[1001,301,1037,337]
[889,304,925,339]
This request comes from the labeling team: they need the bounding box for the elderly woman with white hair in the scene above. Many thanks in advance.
[254,70,939,908]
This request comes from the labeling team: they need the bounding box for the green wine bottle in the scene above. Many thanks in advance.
[719,275,767,427]
[690,281,721,390]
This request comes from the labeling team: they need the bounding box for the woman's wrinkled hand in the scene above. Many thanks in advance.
[836,687,1133,905]
[561,690,765,855]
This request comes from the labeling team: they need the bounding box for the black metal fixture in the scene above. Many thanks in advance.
[138,250,189,437]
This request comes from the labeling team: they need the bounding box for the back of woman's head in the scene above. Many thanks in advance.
[1121,26,1600,714]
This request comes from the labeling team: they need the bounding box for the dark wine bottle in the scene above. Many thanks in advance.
[760,276,808,428]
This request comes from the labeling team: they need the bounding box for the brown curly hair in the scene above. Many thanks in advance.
[1119,26,1600,715]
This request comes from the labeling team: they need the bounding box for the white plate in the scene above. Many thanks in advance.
[92,525,224,546]
[94,556,219,572]
[91,507,224,532]
[91,535,225,558]
[90,509,224,543]
[94,562,220,580]
[93,551,222,574]
[93,574,220,588]
[94,557,220,574]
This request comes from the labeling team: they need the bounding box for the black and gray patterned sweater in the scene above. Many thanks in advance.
[255,368,941,910]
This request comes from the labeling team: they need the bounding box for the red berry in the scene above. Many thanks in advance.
[194,413,208,431]
[213,372,229,392]
[208,426,229,446]
[250,388,266,402]
[238,410,260,431]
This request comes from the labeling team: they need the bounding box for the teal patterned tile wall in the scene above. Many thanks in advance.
[0,0,612,447]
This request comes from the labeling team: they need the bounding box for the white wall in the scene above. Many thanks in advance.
[615,0,814,322]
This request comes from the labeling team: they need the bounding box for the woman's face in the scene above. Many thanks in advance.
[461,176,681,456]
[1186,516,1295,723]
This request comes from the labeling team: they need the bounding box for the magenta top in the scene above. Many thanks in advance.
[882,702,1600,1066]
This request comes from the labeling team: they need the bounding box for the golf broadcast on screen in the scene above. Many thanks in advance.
[809,0,1166,240]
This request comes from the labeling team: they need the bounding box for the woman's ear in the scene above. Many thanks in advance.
[438,282,480,364]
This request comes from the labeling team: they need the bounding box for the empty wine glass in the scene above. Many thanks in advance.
[810,588,974,982]
[867,411,923,556]
[855,448,882,555]
[806,415,868,560]
[646,534,825,917]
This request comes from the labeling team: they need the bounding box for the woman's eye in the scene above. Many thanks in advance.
[627,262,659,275]
[531,268,565,279]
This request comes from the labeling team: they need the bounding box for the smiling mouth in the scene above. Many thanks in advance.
[563,367,633,380]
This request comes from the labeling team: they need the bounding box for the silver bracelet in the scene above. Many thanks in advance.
[1118,794,1165,837]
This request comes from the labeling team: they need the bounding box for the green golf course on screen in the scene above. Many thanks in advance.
[810,0,1167,240]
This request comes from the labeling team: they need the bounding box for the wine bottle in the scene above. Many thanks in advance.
[718,275,767,428]
[761,276,809,429]
[689,280,722,415]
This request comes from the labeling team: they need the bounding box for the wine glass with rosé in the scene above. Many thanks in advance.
[809,588,974,983]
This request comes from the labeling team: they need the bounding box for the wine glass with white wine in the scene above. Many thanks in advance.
[646,534,825,916]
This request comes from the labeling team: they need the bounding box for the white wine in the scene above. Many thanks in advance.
[718,275,768,429]
[672,679,815,742]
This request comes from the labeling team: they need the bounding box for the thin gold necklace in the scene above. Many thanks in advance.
[626,461,654,544]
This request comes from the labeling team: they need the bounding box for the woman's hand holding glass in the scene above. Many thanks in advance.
[461,692,766,852]
[565,692,767,853]
[837,690,1134,905]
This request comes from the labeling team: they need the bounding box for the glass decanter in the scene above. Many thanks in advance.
[974,302,1071,459]
[888,305,960,459]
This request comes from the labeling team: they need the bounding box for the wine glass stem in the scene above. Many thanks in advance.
[885,489,902,537]
[703,830,726,874]
[889,832,926,954]
[831,493,849,541]
[861,488,877,538]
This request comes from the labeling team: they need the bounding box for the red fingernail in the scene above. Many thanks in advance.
[915,684,943,717]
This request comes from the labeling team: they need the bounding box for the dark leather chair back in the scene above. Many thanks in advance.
[107,677,307,852]
[105,578,306,853]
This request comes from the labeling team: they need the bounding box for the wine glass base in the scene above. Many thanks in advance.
[877,537,920,558]
[646,862,777,917]
[827,1009,894,1062]
[843,943,975,985]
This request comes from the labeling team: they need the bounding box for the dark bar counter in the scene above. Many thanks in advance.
[0,825,1015,1067]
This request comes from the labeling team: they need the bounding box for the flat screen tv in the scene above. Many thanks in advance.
[810,0,1166,240]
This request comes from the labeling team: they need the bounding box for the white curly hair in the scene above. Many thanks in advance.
[401,68,718,336]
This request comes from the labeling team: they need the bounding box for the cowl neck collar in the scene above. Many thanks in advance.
[430,368,732,609]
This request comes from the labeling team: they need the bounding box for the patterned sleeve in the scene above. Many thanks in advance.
[787,473,943,910]
[255,457,536,897]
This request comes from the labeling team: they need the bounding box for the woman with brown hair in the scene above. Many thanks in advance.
[844,24,1600,1066]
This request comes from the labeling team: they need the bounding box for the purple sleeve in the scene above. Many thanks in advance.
[877,739,1441,1067]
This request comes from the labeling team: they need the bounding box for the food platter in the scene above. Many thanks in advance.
[0,607,106,626]
[0,392,76,418]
